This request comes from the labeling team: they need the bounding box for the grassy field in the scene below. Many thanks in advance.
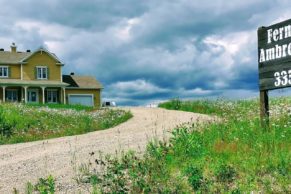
[80,97,290,193]
[0,103,132,145]
[26,103,96,111]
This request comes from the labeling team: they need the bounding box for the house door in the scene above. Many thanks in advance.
[27,90,39,103]
[6,90,18,102]
[47,90,58,103]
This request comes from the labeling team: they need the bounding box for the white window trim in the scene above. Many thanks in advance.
[0,66,9,78]
[36,66,48,80]
[68,94,94,107]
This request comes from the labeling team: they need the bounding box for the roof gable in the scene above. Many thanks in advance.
[0,47,64,65]
[63,75,103,89]
[21,47,64,65]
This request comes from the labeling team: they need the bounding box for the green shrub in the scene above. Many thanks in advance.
[24,175,55,194]
[215,164,237,183]
[185,165,204,190]
[34,175,55,194]
[0,106,16,138]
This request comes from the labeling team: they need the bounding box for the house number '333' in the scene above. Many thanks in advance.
[274,70,291,87]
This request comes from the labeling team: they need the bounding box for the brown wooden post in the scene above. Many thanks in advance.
[260,90,269,128]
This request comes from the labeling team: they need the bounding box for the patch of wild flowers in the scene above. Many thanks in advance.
[0,103,132,144]
[160,97,290,193]
[78,97,290,193]
[78,142,187,193]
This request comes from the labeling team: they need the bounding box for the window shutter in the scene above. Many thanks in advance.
[47,67,50,79]
[8,67,11,78]
[34,67,37,79]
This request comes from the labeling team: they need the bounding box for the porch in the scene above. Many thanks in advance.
[0,86,67,104]
[0,80,68,104]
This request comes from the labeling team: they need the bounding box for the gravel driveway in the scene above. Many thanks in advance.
[0,107,212,193]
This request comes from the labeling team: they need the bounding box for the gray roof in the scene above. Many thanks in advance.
[0,47,63,65]
[0,51,31,64]
[63,75,103,89]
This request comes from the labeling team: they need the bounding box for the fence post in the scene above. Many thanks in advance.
[260,90,269,128]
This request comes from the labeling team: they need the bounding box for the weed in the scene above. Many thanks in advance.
[34,175,55,194]
[25,182,34,194]
[24,175,55,194]
[215,164,237,183]
[185,165,204,190]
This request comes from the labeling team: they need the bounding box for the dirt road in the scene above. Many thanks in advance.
[0,107,212,193]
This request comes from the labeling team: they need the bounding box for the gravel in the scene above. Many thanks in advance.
[0,107,212,193]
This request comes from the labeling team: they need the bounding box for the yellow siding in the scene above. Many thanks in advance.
[66,89,101,108]
[9,65,21,79]
[22,51,61,81]
[0,65,21,79]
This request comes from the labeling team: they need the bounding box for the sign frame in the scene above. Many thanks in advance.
[258,18,291,127]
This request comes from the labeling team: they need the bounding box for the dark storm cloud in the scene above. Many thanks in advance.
[0,0,149,29]
[0,0,291,105]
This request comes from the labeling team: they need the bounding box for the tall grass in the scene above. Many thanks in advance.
[81,97,290,193]
[27,103,95,111]
[159,98,225,115]
[0,103,132,144]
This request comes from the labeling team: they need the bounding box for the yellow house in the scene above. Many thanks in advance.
[0,43,102,107]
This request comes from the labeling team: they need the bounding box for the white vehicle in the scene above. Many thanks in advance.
[102,101,117,107]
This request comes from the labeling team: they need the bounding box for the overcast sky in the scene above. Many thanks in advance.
[0,0,291,105]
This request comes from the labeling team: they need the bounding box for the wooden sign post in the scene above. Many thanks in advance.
[258,19,291,128]
[259,90,269,128]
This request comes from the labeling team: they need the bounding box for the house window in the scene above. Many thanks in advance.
[47,90,58,103]
[0,66,8,78]
[36,66,48,79]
